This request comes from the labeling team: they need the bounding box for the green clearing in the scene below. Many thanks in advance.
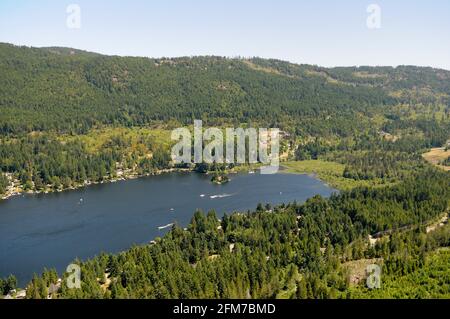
[57,127,172,154]
[282,160,389,191]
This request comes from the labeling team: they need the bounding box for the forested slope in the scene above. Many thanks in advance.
[1,43,449,136]
[1,43,449,198]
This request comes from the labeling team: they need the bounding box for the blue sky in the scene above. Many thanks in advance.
[1,0,449,69]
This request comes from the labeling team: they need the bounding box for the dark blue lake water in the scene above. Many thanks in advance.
[0,172,335,285]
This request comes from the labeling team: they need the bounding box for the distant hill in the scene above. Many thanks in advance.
[0,43,449,135]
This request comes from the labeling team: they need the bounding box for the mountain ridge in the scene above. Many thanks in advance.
[1,42,449,136]
[3,42,450,72]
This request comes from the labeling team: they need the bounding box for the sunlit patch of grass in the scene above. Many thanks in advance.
[282,160,389,191]
[57,127,172,153]
[422,147,450,171]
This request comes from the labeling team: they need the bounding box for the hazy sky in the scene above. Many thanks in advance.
[1,0,449,69]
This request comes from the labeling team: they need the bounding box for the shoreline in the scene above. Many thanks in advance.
[0,164,262,202]
[0,167,192,201]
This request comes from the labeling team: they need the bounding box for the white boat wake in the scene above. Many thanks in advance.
[158,223,174,230]
[209,193,234,199]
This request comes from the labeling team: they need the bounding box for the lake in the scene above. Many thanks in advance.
[0,171,335,285]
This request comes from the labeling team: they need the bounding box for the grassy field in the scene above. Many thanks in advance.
[282,160,389,191]
[346,248,450,299]
[343,258,383,287]
[422,147,450,171]
[57,127,173,153]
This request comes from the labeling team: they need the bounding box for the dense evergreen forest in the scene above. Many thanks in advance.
[1,43,449,136]
[0,43,449,299]
[20,168,450,299]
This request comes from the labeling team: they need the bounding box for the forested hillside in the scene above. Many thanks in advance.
[1,43,449,198]
[1,43,449,136]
